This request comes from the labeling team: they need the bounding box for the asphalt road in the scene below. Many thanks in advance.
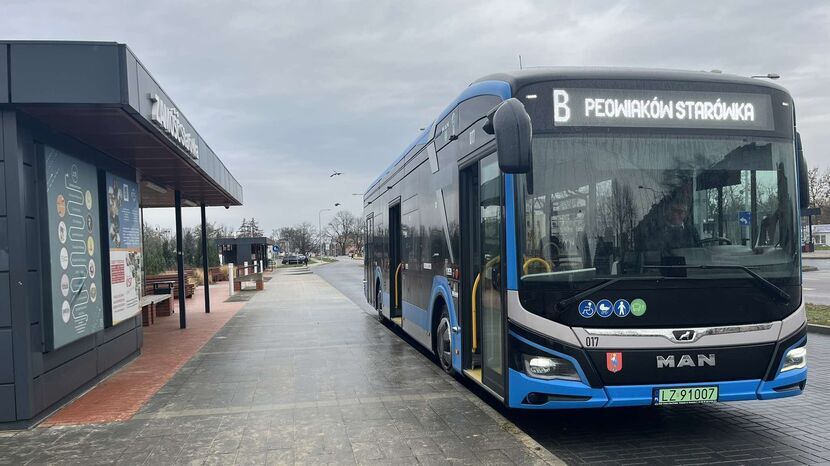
[803,259,830,305]
[315,258,830,465]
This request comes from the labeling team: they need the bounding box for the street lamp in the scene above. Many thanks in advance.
[318,208,331,258]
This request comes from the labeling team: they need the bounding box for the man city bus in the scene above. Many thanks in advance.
[363,68,808,408]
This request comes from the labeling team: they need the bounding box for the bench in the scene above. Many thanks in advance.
[209,266,226,283]
[234,272,264,291]
[140,294,173,326]
[145,271,195,299]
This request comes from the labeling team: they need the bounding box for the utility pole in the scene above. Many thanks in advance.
[318,208,331,258]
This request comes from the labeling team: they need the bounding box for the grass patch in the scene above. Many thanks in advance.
[807,303,830,327]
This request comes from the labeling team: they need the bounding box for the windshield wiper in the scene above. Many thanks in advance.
[642,264,791,303]
[555,276,663,315]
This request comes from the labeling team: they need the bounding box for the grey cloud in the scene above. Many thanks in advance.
[2,0,828,233]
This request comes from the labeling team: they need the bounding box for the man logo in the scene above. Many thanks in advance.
[656,354,716,368]
[673,330,696,342]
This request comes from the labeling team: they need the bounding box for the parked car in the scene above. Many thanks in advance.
[282,254,301,265]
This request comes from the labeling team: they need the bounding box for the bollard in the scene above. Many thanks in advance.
[228,263,235,296]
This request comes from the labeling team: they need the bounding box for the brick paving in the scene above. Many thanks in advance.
[318,260,830,465]
[41,282,247,426]
[3,259,827,464]
[507,337,830,465]
[0,264,557,465]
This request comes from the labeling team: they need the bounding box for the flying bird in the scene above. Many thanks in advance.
[330,171,342,177]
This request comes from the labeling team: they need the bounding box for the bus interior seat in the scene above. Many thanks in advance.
[593,237,613,275]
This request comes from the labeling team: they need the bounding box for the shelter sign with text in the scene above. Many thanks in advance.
[106,173,143,325]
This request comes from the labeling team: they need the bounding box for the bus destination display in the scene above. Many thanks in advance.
[551,88,775,130]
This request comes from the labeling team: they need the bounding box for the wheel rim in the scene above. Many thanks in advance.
[437,317,452,370]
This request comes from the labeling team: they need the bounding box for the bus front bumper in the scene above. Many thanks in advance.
[507,366,807,409]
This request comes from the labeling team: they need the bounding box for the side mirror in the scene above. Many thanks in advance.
[484,98,533,174]
[796,132,809,209]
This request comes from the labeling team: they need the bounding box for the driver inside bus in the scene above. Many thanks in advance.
[654,198,700,250]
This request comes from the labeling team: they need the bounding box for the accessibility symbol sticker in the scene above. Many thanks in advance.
[631,298,647,317]
[613,299,630,317]
[597,299,613,318]
[578,300,596,318]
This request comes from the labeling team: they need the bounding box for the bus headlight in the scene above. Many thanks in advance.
[522,354,580,381]
[781,346,806,372]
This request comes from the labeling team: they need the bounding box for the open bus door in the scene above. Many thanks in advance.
[460,152,506,399]
[388,202,403,325]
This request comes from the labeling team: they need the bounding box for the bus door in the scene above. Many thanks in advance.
[388,202,403,323]
[460,153,505,398]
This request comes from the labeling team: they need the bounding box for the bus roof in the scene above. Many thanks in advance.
[474,66,789,93]
[365,67,788,197]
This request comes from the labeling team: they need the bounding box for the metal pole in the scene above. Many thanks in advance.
[809,215,814,245]
[201,204,210,314]
[175,190,186,329]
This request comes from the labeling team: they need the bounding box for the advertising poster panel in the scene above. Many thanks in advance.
[43,146,104,349]
[106,173,143,325]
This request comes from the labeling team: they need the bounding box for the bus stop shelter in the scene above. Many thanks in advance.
[0,41,242,426]
[217,236,274,270]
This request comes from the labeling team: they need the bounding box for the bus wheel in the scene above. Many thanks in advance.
[376,287,385,323]
[436,307,453,373]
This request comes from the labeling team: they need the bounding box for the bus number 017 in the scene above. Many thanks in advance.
[585,337,599,347]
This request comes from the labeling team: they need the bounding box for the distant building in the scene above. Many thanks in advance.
[808,224,830,245]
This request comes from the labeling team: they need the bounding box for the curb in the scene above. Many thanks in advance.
[807,324,830,335]
[459,388,566,465]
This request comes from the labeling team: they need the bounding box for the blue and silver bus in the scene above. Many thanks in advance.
[363,68,809,409]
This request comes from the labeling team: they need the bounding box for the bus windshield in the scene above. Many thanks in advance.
[520,134,800,294]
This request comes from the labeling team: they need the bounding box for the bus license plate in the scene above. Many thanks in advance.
[656,386,718,405]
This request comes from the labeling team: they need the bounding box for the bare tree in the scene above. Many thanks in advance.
[351,219,366,255]
[807,167,830,209]
[326,210,358,256]
[278,222,317,256]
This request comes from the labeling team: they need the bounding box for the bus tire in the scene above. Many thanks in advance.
[435,306,453,373]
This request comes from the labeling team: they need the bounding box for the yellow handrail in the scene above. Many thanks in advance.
[523,257,552,275]
[394,262,403,308]
[471,256,500,353]
[471,272,481,352]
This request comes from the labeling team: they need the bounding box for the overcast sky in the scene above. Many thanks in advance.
[2,0,828,233]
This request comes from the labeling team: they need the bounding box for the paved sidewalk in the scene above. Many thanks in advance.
[42,284,246,426]
[0,266,558,465]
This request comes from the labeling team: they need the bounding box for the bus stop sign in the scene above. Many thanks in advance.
[739,211,751,226]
